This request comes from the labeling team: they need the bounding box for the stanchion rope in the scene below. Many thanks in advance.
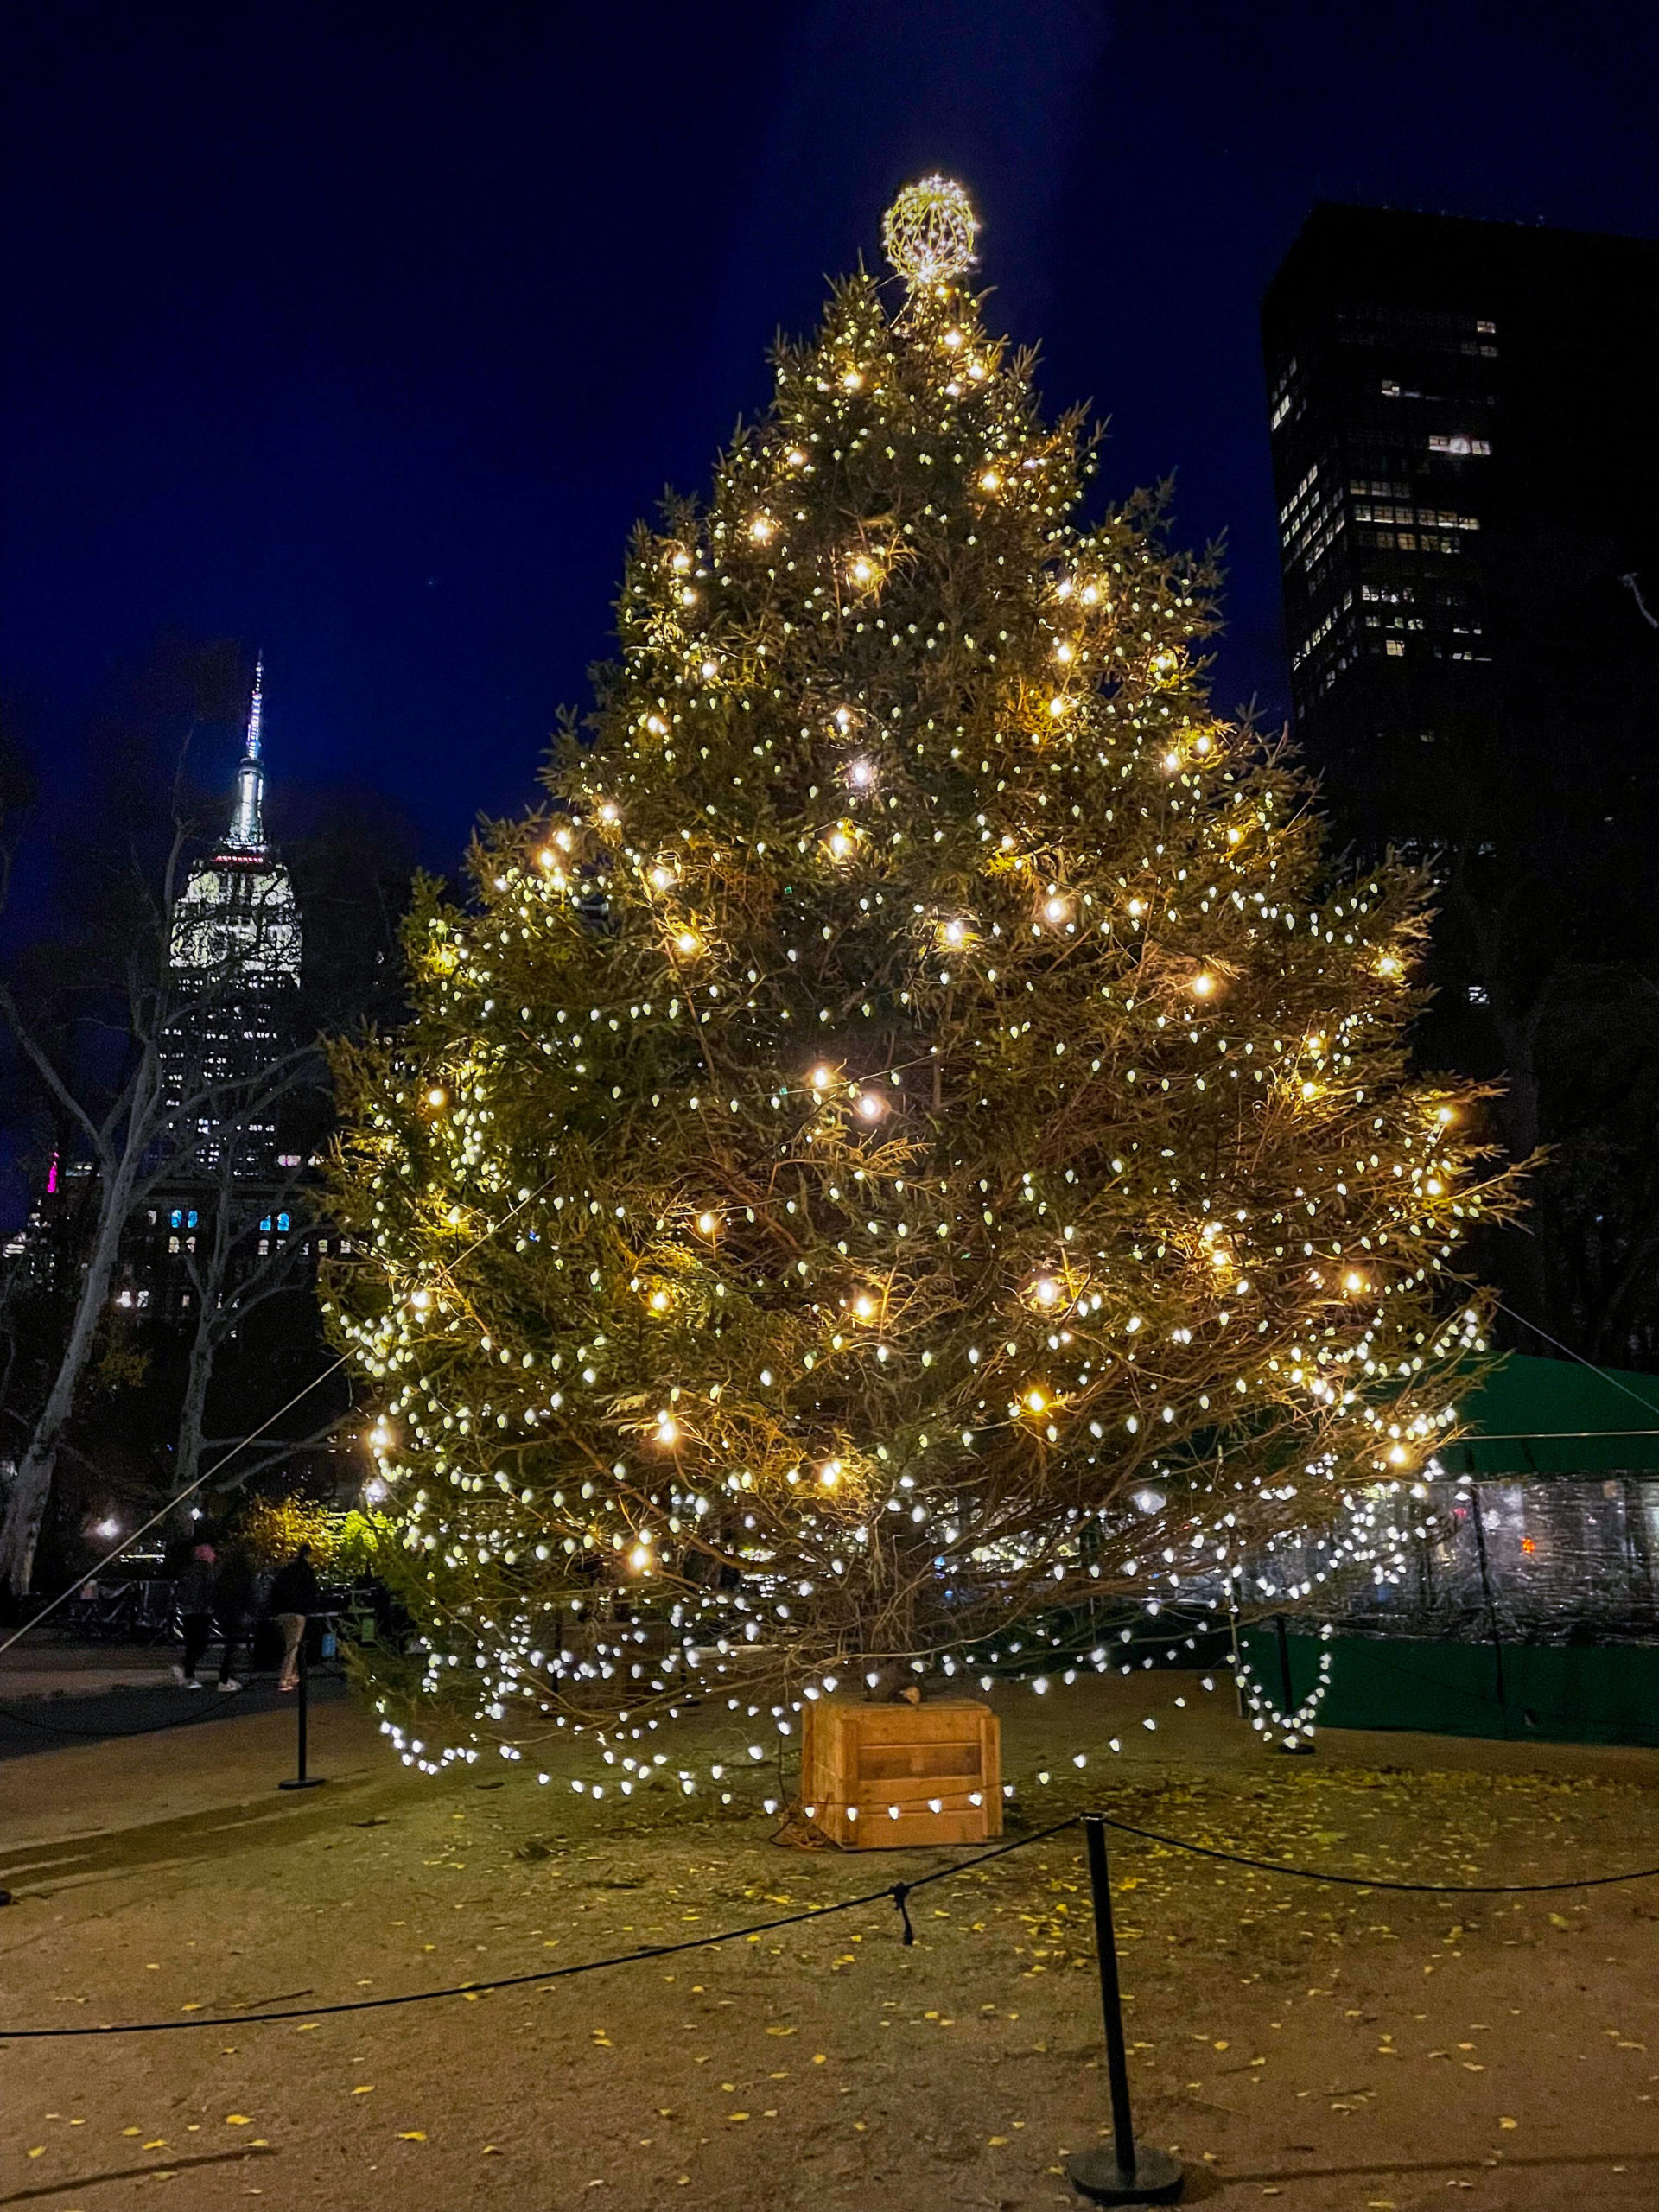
[10,1793,1659,2042]
[0,1818,1077,2039]
[1088,1808,1659,1894]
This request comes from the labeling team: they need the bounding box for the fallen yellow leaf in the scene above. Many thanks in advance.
[226,2115,252,2126]
[397,2130,428,2142]
[1500,2117,1518,2130]
[353,2086,374,2095]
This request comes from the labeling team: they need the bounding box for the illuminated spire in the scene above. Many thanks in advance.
[226,657,266,852]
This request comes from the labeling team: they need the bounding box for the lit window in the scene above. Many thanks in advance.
[1385,639,1405,657]
[276,1211,290,1232]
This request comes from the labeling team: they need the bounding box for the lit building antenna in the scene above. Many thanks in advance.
[226,655,267,853]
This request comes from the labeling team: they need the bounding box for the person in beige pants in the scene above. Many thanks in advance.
[266,1544,320,1691]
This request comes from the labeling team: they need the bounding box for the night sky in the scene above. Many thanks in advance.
[6,1,1659,869]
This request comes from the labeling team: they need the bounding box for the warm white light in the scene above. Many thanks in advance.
[94,1516,121,1541]
[365,1478,387,1505]
[655,1413,680,1445]
[810,1065,835,1091]
[1189,972,1217,998]
[649,864,676,891]
[675,931,700,956]
[1024,1387,1048,1414]
[1030,1275,1061,1308]
[846,758,875,790]
[825,823,858,861]
[819,1460,842,1487]
[648,1287,671,1313]
[856,1090,887,1122]
[1042,895,1071,927]
[853,1293,876,1321]
[629,1544,653,1573]
[696,1211,720,1237]
[426,1087,446,1108]
[410,1289,431,1313]
[1344,1271,1369,1294]
[979,470,1001,493]
[749,516,774,543]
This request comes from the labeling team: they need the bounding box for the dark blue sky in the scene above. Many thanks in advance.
[6,0,1659,866]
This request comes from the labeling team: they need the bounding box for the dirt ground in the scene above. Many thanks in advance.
[3,1669,1658,2212]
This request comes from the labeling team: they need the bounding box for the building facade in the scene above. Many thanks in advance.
[1263,207,1659,893]
[1262,206,1659,1358]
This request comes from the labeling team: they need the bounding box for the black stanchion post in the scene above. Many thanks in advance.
[1065,1815,1182,2206]
[278,1633,325,1792]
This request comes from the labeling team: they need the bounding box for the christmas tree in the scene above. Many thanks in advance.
[330,181,1513,1791]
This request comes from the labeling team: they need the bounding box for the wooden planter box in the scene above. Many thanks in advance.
[799,1697,1001,1848]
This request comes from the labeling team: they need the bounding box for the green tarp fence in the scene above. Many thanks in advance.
[1241,1626,1659,1750]
[1442,1351,1659,1475]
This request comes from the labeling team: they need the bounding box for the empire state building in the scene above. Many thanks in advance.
[159,660,303,1177]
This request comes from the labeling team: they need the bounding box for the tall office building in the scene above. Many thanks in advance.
[1262,207,1659,1357]
[1264,205,1659,869]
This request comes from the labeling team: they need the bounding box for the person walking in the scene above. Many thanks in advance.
[268,1543,320,1692]
[213,1544,257,1694]
[171,1541,217,1688]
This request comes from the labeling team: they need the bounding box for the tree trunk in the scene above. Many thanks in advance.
[0,1141,143,1593]
[171,1159,238,1515]
[171,1308,215,1516]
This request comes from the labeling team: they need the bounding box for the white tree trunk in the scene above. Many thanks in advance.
[0,1136,146,1592]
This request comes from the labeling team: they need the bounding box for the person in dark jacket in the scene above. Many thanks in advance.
[268,1544,320,1691]
[171,1541,217,1688]
[212,1546,258,1694]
